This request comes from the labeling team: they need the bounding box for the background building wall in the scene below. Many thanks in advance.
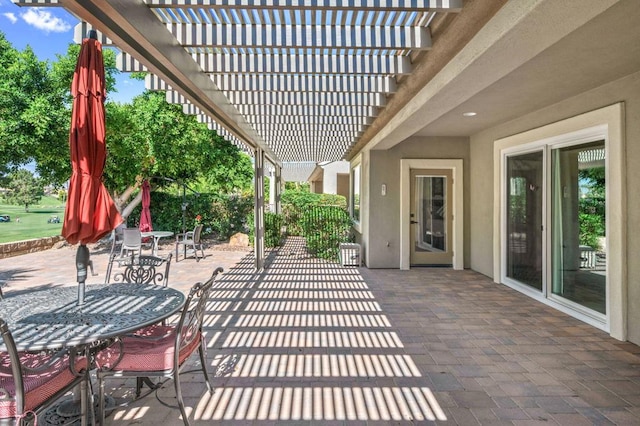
[321,161,350,196]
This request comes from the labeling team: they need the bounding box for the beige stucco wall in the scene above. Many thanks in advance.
[469,71,640,343]
[365,137,470,268]
[321,161,350,195]
[336,174,349,201]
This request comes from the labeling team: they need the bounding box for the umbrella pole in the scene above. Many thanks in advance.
[181,184,187,235]
[76,244,90,305]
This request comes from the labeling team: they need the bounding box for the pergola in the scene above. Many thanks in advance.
[11,0,493,268]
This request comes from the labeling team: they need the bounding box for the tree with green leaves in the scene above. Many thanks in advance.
[1,32,254,225]
[3,169,44,212]
[0,32,61,174]
[104,91,254,220]
[198,135,253,195]
[0,31,119,186]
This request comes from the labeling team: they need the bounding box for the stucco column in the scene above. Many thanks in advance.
[275,165,282,214]
[254,148,265,271]
[269,169,276,213]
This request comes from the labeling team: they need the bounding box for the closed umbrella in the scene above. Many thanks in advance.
[139,180,153,232]
[62,30,123,304]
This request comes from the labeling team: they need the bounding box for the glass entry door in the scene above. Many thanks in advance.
[410,169,453,266]
[505,151,544,290]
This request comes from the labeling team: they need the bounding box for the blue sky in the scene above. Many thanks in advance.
[0,0,145,103]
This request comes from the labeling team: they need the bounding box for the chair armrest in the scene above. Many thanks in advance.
[176,231,194,242]
[123,332,173,342]
[0,347,75,376]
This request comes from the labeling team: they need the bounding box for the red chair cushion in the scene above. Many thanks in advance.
[97,325,201,373]
[0,352,87,419]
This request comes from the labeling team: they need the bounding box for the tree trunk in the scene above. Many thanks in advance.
[120,191,143,221]
[112,183,142,222]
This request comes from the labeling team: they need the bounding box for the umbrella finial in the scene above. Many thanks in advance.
[88,30,98,40]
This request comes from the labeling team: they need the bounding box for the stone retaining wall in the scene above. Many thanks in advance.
[0,236,65,260]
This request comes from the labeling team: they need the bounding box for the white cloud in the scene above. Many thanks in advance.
[3,13,18,24]
[21,9,71,33]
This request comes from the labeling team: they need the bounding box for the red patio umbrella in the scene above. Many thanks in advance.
[139,180,153,232]
[62,31,123,303]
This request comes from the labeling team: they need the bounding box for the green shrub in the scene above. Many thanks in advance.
[128,191,252,240]
[265,212,285,247]
[128,192,184,234]
[205,194,253,239]
[300,205,353,261]
[281,190,346,236]
[247,211,285,248]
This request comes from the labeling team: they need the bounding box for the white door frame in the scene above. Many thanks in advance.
[400,159,464,270]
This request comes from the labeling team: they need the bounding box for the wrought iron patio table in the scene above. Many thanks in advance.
[0,283,185,352]
[0,283,185,425]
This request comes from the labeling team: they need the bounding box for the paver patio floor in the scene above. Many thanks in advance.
[2,237,640,425]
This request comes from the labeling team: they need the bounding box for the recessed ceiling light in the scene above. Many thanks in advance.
[462,112,477,117]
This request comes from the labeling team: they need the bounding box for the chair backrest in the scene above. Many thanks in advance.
[122,228,142,250]
[0,319,25,417]
[193,224,204,243]
[0,319,85,423]
[111,253,173,287]
[109,224,126,256]
[174,267,223,362]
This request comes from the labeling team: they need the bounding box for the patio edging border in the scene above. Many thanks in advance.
[0,236,65,260]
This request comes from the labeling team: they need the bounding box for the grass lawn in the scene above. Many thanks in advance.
[0,196,65,243]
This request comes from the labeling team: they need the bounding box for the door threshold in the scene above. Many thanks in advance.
[410,264,452,268]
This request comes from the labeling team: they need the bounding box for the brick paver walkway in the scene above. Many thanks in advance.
[2,237,640,424]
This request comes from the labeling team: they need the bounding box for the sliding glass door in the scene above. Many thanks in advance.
[503,141,607,318]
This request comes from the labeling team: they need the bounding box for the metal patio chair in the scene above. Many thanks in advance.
[96,267,224,426]
[105,253,172,287]
[0,319,88,426]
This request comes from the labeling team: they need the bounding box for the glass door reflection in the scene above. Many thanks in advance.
[551,141,606,314]
[506,151,543,291]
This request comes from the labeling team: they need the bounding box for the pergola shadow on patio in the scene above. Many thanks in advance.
[103,237,640,425]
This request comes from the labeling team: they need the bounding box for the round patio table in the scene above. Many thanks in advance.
[141,230,174,256]
[0,283,185,352]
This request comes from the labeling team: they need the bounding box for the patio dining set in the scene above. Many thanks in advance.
[113,224,205,261]
[0,228,223,426]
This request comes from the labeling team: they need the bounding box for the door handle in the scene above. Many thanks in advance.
[410,220,418,224]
